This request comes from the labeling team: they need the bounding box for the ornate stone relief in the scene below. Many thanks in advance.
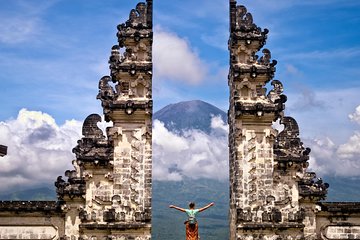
[228,1,329,239]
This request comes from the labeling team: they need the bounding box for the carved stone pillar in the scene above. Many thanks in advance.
[227,1,327,240]
[55,1,153,239]
[93,1,153,238]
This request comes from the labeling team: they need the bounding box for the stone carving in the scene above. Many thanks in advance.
[97,76,115,106]
[116,1,152,48]
[258,48,271,65]
[72,1,152,238]
[103,209,116,222]
[230,1,269,52]
[267,80,284,103]
[274,116,311,165]
[288,208,306,223]
[128,3,148,27]
[299,172,329,200]
[262,208,282,223]
[228,1,333,239]
[257,48,278,67]
[79,209,88,221]
[0,226,59,239]
[235,5,257,30]
[72,114,113,165]
[237,209,253,222]
[0,201,60,212]
[55,172,85,200]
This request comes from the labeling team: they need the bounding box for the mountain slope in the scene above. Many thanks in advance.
[154,100,227,134]
[0,187,56,201]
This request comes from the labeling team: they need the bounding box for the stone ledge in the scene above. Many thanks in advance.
[319,202,360,213]
[0,201,61,212]
[80,223,151,230]
[238,222,304,231]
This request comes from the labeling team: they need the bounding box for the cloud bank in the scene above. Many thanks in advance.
[0,109,229,192]
[0,109,81,192]
[307,105,360,177]
[153,116,229,181]
[1,106,360,193]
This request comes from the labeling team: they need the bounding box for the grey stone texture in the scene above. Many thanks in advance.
[228,1,360,240]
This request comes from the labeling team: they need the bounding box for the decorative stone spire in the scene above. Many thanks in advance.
[228,1,328,240]
[56,1,153,239]
[98,1,153,122]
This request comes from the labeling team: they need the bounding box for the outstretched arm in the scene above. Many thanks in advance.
[198,202,215,212]
[169,205,186,212]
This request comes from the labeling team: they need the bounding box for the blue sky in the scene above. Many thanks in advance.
[0,0,360,191]
[0,0,359,136]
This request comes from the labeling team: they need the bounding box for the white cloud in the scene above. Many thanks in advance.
[211,115,229,133]
[285,64,301,76]
[285,87,360,143]
[307,105,360,177]
[287,85,326,111]
[283,48,360,62]
[337,132,360,159]
[0,0,59,44]
[153,120,189,153]
[0,109,230,192]
[2,103,360,193]
[153,117,229,181]
[0,109,82,192]
[349,105,360,124]
[0,17,40,44]
[153,27,208,85]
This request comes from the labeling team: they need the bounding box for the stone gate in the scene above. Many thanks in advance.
[228,1,360,239]
[0,1,360,240]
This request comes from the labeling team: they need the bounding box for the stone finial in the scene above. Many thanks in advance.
[235,5,256,30]
[126,1,152,28]
[299,172,329,200]
[267,80,283,100]
[72,114,112,164]
[230,1,266,35]
[117,0,153,47]
[82,114,105,139]
[274,116,311,163]
[97,76,115,113]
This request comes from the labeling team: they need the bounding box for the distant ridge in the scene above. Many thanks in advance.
[0,187,56,201]
[154,100,227,134]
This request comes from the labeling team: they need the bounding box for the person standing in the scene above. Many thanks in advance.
[169,202,215,240]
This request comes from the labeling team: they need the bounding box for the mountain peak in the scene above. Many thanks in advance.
[154,100,227,134]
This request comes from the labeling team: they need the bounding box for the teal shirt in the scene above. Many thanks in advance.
[185,209,199,218]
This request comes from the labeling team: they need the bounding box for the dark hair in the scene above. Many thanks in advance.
[189,202,195,209]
